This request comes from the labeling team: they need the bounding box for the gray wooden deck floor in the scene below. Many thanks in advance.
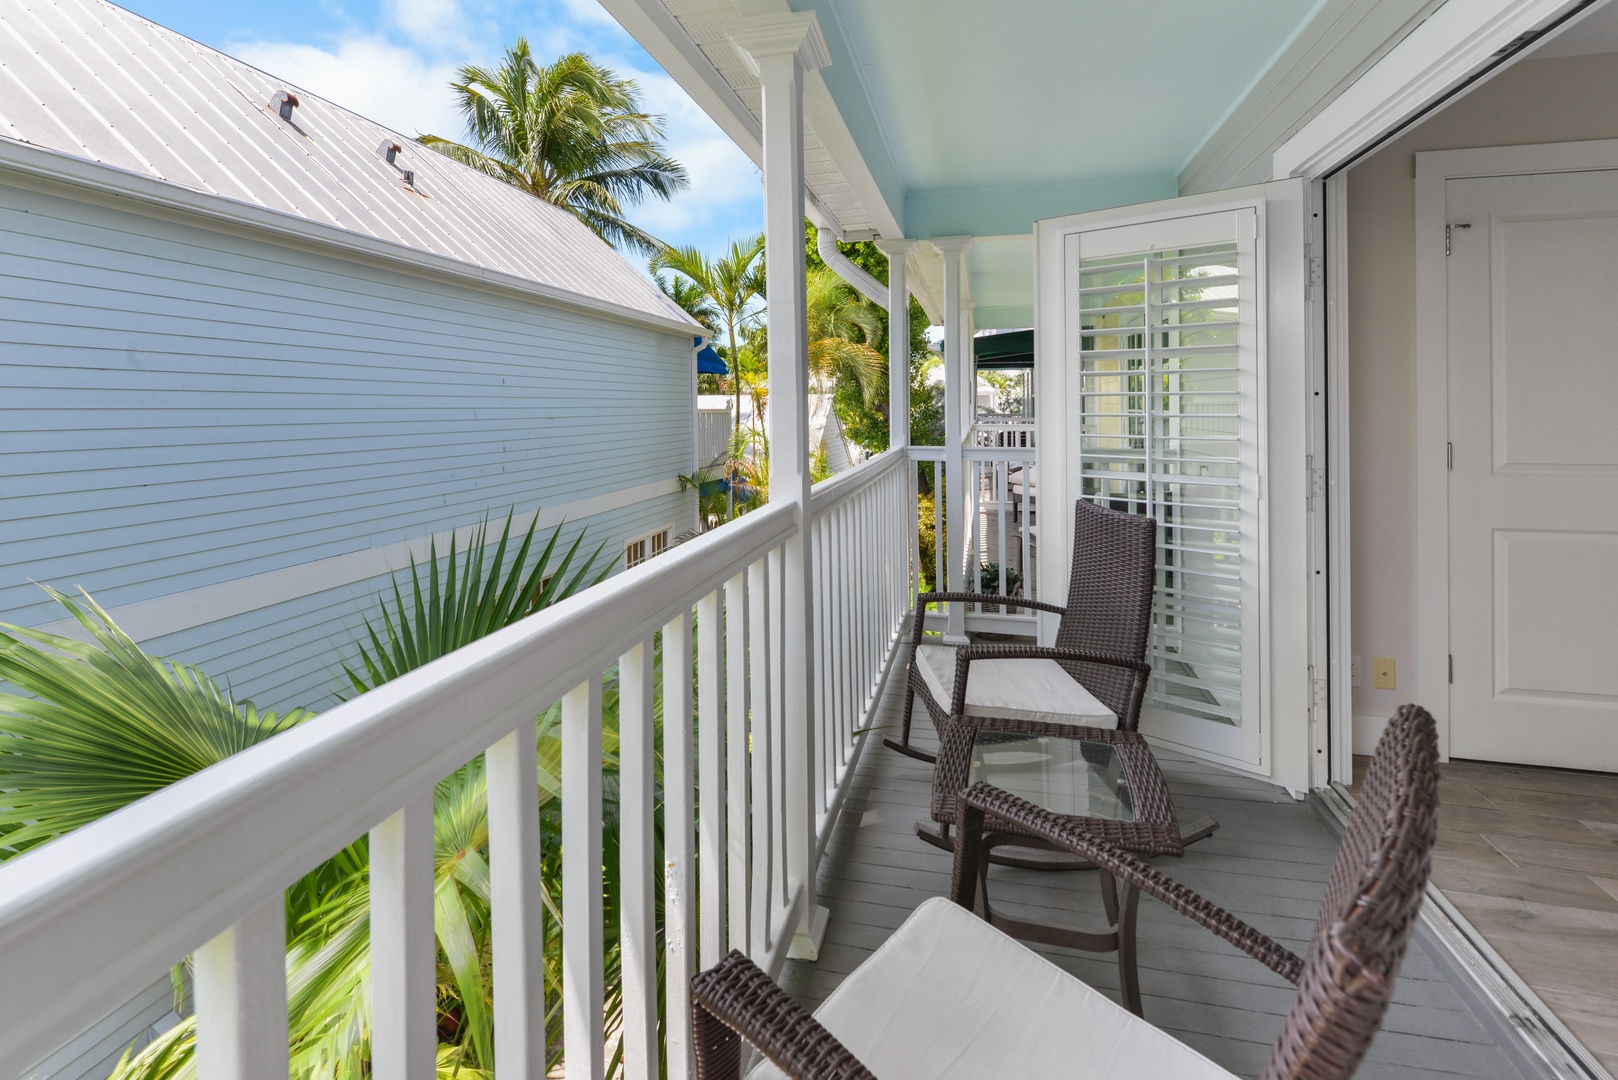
[782,647,1534,1080]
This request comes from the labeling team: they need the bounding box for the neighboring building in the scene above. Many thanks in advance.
[0,0,700,714]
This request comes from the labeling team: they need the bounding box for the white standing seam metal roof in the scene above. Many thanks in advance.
[0,0,700,333]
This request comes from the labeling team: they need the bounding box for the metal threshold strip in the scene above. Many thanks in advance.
[1312,784,1613,1080]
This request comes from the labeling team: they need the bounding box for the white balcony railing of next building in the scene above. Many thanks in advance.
[0,448,916,1080]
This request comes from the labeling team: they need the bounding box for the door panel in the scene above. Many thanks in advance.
[1447,170,1618,770]
[1036,180,1313,776]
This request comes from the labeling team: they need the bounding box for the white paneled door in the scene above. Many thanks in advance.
[1446,170,1618,771]
[1037,181,1315,779]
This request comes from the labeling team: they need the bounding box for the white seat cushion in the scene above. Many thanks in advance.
[915,643,1117,729]
[748,897,1236,1080]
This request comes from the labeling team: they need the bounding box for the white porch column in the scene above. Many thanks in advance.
[933,236,973,642]
[873,239,917,449]
[727,11,832,960]
[960,301,977,435]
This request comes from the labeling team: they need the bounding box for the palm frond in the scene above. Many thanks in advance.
[341,512,606,699]
[0,588,312,857]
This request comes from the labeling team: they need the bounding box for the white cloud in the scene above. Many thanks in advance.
[230,36,465,139]
[557,0,621,29]
[384,0,473,49]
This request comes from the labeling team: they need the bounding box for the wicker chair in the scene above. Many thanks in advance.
[885,498,1156,763]
[691,705,1440,1080]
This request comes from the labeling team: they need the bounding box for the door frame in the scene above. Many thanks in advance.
[1035,182,1317,791]
[1414,137,1618,760]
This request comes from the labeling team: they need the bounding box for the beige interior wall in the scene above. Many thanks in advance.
[1346,52,1618,745]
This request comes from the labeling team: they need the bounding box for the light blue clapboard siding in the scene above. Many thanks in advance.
[136,492,688,712]
[0,176,695,634]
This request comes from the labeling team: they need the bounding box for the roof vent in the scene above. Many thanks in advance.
[379,140,402,165]
[402,169,416,189]
[271,90,299,122]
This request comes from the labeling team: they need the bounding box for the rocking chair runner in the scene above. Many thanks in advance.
[691,705,1441,1080]
[886,499,1157,763]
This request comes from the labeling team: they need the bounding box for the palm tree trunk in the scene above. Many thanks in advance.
[728,313,738,519]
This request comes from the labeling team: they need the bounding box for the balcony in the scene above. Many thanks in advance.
[0,445,1588,1080]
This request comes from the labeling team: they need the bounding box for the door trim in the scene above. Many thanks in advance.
[1272,0,1592,181]
[1414,137,1618,760]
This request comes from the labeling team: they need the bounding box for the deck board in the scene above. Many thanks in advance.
[782,648,1535,1080]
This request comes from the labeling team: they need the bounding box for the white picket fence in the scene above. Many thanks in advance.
[0,448,916,1080]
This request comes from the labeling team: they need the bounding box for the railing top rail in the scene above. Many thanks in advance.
[904,446,950,462]
[0,499,798,1070]
[808,448,906,517]
[963,446,1038,462]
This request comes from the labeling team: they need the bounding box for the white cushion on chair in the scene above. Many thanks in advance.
[915,644,1117,729]
[748,897,1235,1080]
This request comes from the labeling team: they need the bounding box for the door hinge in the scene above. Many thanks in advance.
[1445,222,1471,256]
[1447,442,1453,471]
[1305,244,1324,300]
[1448,655,1454,684]
[1306,454,1326,510]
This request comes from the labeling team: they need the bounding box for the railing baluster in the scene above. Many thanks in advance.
[370,793,437,1080]
[488,726,545,1080]
[561,679,605,1080]
[193,896,288,1080]
[997,459,1009,598]
[663,610,696,1080]
[768,544,790,914]
[697,589,726,969]
[619,639,657,1080]
[725,571,751,955]
[747,556,773,956]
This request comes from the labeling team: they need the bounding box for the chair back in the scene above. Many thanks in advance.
[1261,705,1441,1080]
[1055,500,1157,729]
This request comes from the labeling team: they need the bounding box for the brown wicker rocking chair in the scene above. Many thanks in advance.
[691,705,1440,1080]
[885,498,1157,764]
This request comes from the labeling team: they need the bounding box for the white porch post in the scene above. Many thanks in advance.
[874,239,916,449]
[960,300,977,436]
[727,11,832,960]
[934,236,973,642]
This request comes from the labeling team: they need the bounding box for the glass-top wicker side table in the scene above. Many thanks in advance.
[928,721,1217,1016]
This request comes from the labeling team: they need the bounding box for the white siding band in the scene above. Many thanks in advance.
[31,478,682,644]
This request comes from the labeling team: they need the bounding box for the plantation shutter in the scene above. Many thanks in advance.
[1070,210,1260,755]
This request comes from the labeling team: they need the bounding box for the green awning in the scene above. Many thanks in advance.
[974,329,1033,369]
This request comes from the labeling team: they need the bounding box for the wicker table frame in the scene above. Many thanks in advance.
[932,715,1189,1015]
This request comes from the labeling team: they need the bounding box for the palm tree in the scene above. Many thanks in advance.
[652,236,765,516]
[421,42,688,256]
[805,266,884,405]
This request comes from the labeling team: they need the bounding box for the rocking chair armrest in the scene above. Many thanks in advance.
[953,643,1150,675]
[691,951,877,1080]
[953,783,1305,985]
[915,591,1070,618]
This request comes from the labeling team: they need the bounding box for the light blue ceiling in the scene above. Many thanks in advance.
[793,0,1325,240]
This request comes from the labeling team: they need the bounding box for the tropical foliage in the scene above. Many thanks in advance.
[0,589,313,857]
[0,513,642,1079]
[342,513,606,696]
[421,41,688,255]
[653,236,766,520]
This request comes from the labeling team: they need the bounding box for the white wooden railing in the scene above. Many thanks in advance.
[908,436,1039,634]
[0,449,916,1080]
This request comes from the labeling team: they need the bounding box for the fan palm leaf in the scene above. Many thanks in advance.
[0,588,313,856]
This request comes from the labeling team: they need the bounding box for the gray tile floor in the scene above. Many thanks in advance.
[1353,755,1618,1075]
[783,649,1534,1080]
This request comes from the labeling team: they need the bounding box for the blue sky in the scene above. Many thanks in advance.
[122,0,763,262]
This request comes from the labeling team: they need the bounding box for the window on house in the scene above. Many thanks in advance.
[625,528,671,569]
